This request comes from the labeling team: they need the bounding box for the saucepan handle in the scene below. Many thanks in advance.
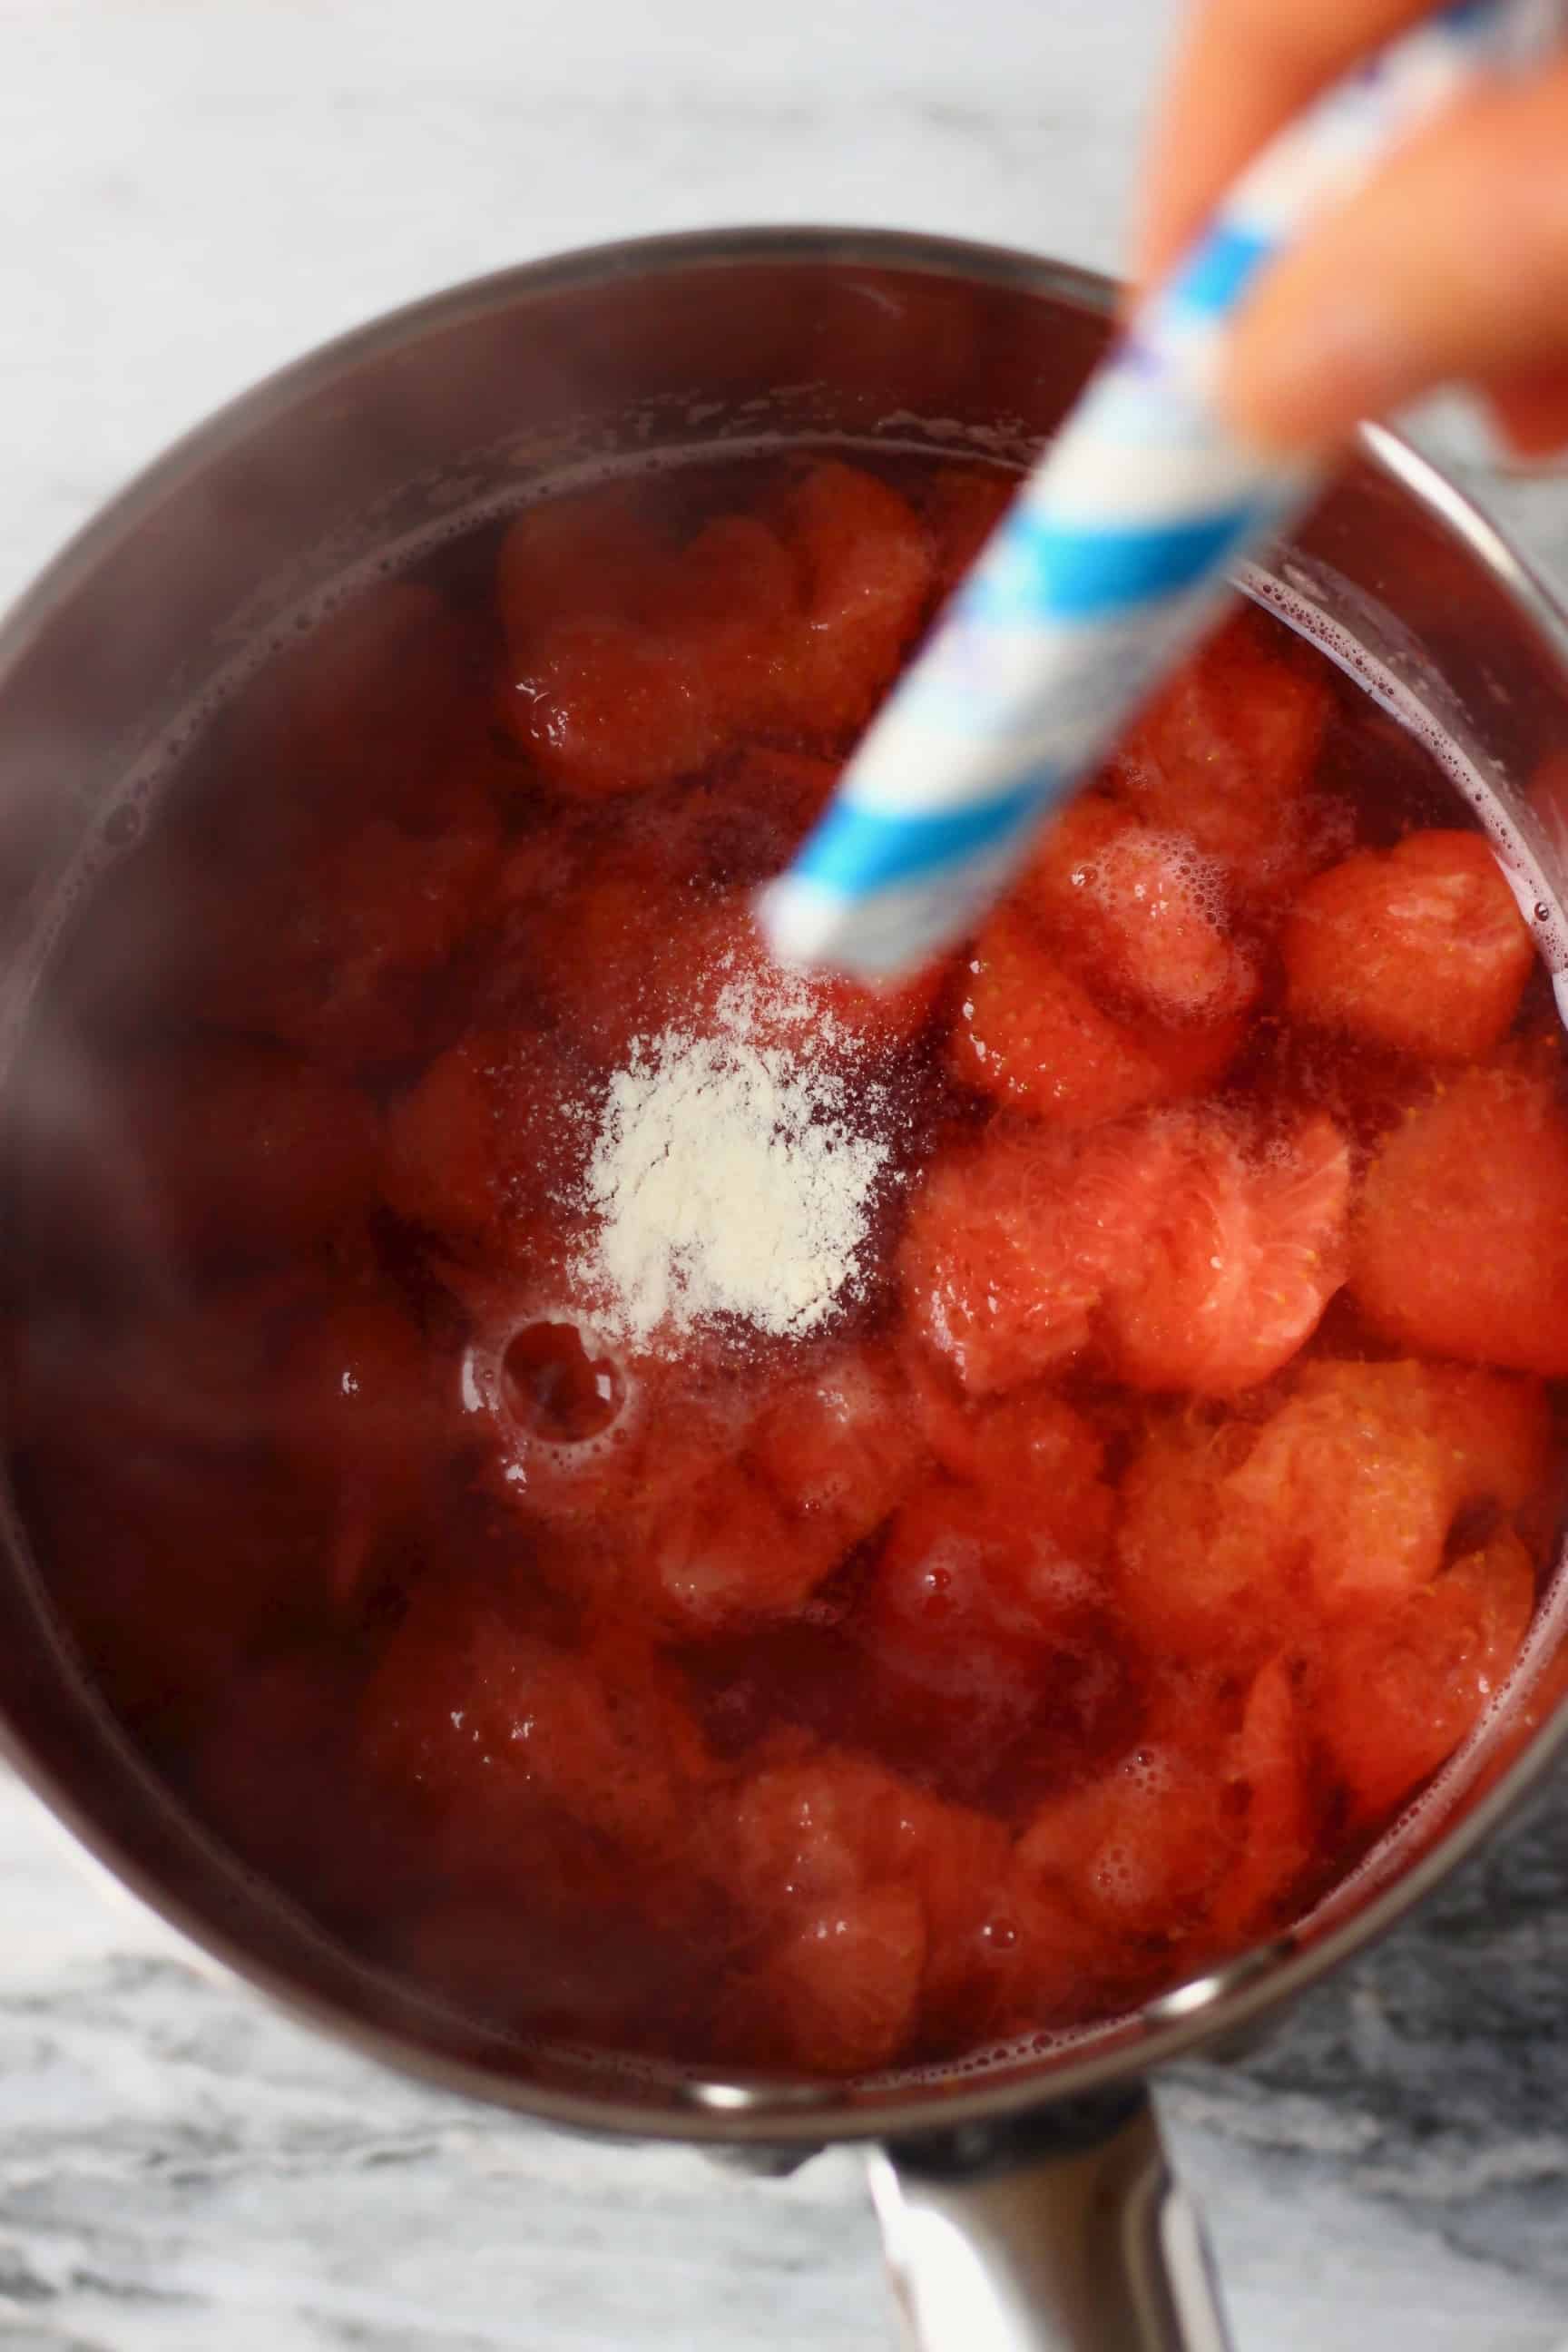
[867,2085,1232,2352]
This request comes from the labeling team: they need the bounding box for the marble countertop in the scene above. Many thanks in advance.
[5,5,1568,2347]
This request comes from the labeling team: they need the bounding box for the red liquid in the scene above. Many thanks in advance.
[5,452,1568,2078]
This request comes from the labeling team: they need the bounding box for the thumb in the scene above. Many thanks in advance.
[1222,62,1568,456]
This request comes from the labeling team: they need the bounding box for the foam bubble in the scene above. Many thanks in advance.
[1246,561,1568,994]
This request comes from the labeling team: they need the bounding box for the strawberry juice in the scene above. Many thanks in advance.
[5,452,1567,2078]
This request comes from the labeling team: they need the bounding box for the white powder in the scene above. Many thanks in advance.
[573,973,892,1344]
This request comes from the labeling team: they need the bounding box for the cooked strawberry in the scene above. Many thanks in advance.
[1283,829,1534,1061]
[536,852,698,1063]
[496,478,666,642]
[715,1883,927,2073]
[720,1742,926,1913]
[1110,605,1335,893]
[1118,1360,1550,1677]
[1020,798,1258,1027]
[901,1104,1347,1403]
[1230,1358,1549,1607]
[1000,1864,1142,2025]
[498,465,923,791]
[748,1343,926,1562]
[764,461,935,738]
[897,1122,1112,1393]
[1016,1741,1236,1936]
[381,1024,587,1263]
[1318,1525,1537,1819]
[914,1802,1025,2045]
[1350,1061,1568,1375]
[866,1481,1105,1706]
[1116,1409,1303,1666]
[921,464,1017,595]
[1101,1107,1349,1395]
[1208,1655,1318,1936]
[949,907,1243,1127]
[362,1585,711,1868]
[901,1358,1113,1555]
[632,1456,839,1632]
[504,614,727,798]
[657,512,796,727]
[684,895,948,1058]
[713,1740,1008,2065]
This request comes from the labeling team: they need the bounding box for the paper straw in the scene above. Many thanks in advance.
[760,0,1547,980]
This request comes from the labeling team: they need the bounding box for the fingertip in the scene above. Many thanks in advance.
[1223,287,1416,462]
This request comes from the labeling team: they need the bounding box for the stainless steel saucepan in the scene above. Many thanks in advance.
[3,228,1566,2352]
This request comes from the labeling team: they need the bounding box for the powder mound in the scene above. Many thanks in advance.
[573,969,894,1344]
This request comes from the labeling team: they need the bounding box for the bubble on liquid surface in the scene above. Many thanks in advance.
[502,1319,624,1445]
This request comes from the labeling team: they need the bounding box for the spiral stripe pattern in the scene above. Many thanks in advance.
[760,0,1525,976]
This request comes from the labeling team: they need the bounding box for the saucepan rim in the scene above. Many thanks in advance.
[3,223,1566,2145]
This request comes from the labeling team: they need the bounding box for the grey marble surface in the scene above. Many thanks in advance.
[5,5,1568,2347]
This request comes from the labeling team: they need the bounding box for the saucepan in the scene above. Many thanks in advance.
[2,228,1567,2352]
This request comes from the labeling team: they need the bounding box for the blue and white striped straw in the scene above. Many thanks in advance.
[760,0,1548,980]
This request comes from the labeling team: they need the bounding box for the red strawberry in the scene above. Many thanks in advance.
[1116,1408,1303,1667]
[1016,1740,1235,1936]
[712,1740,1009,2067]
[1350,1061,1568,1376]
[497,465,922,794]
[629,1455,837,1633]
[496,477,665,641]
[900,1104,1347,1401]
[381,1024,588,1264]
[920,465,1017,596]
[720,1741,933,1915]
[901,1357,1113,1556]
[949,907,1244,1127]
[764,461,935,738]
[1020,797,1258,1028]
[999,1864,1142,2027]
[1100,1107,1349,1395]
[534,852,699,1063]
[1283,829,1535,1062]
[1109,605,1335,895]
[1116,1360,1550,1671]
[714,1883,927,2074]
[1231,1357,1549,1607]
[1208,1655,1318,1936]
[897,1122,1113,1393]
[504,614,726,798]
[748,1342,926,1563]
[657,512,797,729]
[864,1482,1111,1737]
[1318,1524,1536,1820]
[362,1584,712,1869]
[680,894,947,1060]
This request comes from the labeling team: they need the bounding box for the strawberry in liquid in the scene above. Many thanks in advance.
[6,452,1567,2077]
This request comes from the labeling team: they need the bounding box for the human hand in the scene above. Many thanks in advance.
[1135,0,1568,458]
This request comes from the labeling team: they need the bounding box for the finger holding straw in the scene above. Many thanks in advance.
[760,0,1561,985]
